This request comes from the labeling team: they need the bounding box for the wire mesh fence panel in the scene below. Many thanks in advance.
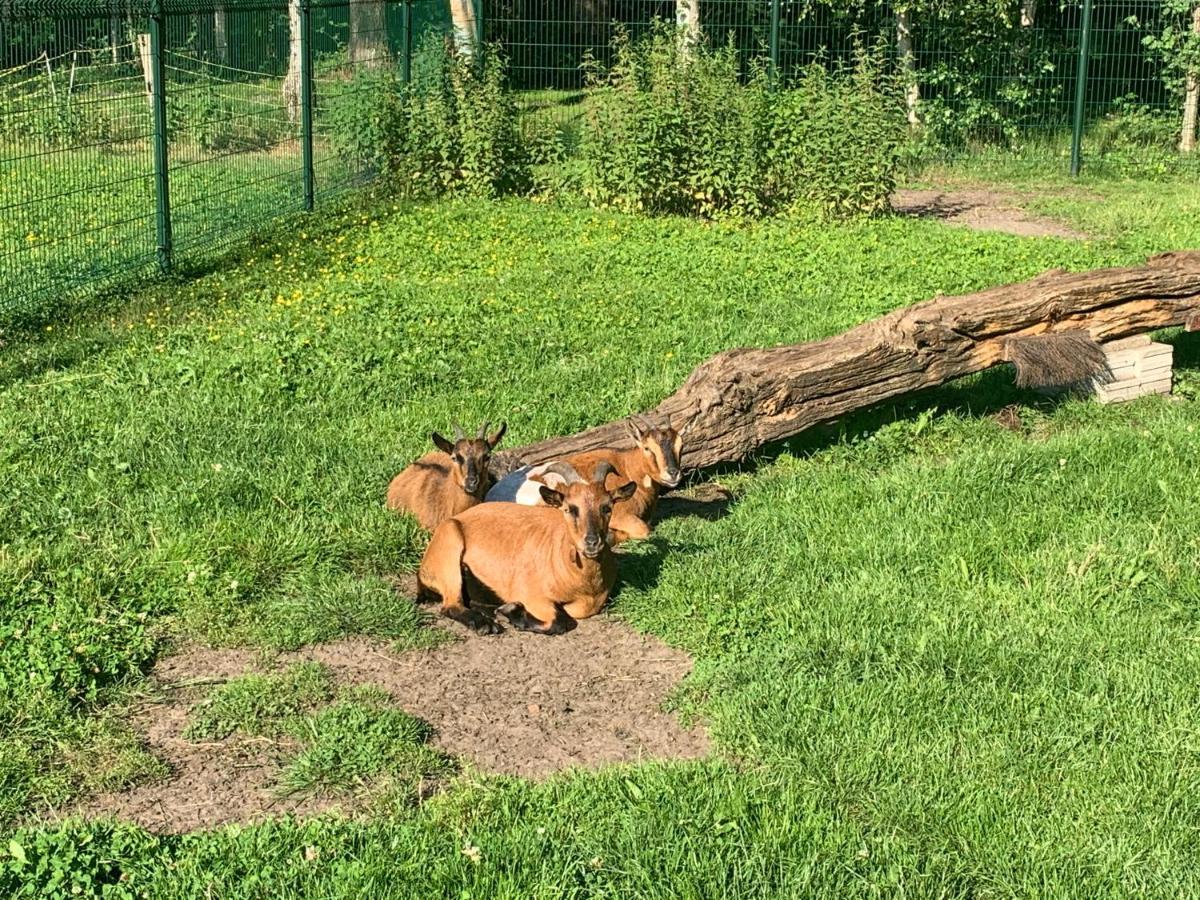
[1,6,158,325]
[1,0,1196,325]
[162,4,306,262]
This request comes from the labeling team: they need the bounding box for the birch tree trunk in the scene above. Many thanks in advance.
[283,0,302,124]
[110,6,121,63]
[1180,5,1200,154]
[449,0,477,58]
[676,0,701,53]
[214,4,229,64]
[896,6,920,127]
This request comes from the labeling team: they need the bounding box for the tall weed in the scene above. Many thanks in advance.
[579,24,905,219]
[327,40,529,199]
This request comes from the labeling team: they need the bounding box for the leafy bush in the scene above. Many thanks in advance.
[1094,95,1180,155]
[326,40,529,199]
[578,25,905,219]
[168,78,290,153]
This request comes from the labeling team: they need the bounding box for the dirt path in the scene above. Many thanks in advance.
[891,188,1088,240]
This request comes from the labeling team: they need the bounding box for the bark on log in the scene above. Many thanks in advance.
[494,251,1200,476]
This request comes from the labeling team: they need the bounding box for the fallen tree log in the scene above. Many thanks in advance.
[494,251,1200,475]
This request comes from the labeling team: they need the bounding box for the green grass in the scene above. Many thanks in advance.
[2,172,1200,896]
[279,685,449,800]
[179,668,449,802]
[184,662,334,741]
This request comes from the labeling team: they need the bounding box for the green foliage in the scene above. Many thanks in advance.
[183,662,333,741]
[1142,1,1200,97]
[326,41,529,199]
[579,25,904,219]
[168,77,290,154]
[279,685,448,797]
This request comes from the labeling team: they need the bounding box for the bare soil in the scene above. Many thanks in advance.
[68,610,707,834]
[891,189,1088,240]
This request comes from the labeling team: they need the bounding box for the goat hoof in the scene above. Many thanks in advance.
[474,617,503,635]
[496,603,520,620]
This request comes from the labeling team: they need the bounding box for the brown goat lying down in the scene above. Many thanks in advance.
[417,462,635,635]
[386,421,506,531]
[485,416,682,542]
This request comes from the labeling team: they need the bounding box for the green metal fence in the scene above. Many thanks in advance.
[2,0,1196,324]
[0,0,456,324]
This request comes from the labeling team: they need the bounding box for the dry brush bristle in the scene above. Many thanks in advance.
[1004,331,1109,389]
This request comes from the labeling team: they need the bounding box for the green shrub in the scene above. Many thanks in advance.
[578,25,905,220]
[168,78,290,154]
[326,41,529,199]
[1094,95,1180,155]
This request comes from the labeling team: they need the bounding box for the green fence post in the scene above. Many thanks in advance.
[300,0,315,210]
[402,0,412,84]
[474,0,483,54]
[1069,0,1094,177]
[769,0,781,87]
[149,0,172,272]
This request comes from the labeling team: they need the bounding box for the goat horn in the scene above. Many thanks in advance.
[542,461,583,484]
[452,423,466,440]
[592,461,619,484]
[477,420,490,439]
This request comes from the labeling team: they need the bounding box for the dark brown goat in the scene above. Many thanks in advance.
[386,421,506,531]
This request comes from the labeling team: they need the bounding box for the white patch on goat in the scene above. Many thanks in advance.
[513,463,556,506]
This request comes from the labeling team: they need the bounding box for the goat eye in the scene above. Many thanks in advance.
[568,506,579,517]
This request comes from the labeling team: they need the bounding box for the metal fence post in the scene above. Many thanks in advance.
[402,0,413,84]
[1069,0,1094,177]
[148,0,172,272]
[769,0,781,88]
[474,0,483,54]
[299,0,315,210]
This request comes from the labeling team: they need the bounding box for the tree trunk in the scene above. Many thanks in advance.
[214,4,228,64]
[896,6,920,127]
[283,0,302,124]
[494,252,1200,476]
[449,0,477,58]
[676,0,700,53]
[1020,0,1036,28]
[110,6,121,63]
[136,32,152,109]
[349,0,389,69]
[1180,5,1200,154]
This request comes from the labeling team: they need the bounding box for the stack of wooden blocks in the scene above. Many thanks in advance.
[1087,335,1173,404]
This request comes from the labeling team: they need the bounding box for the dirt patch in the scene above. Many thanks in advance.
[68,619,707,833]
[891,189,1088,240]
[68,663,343,834]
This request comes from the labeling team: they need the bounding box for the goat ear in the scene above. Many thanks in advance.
[431,432,455,454]
[612,480,637,502]
[539,485,564,508]
[488,421,507,448]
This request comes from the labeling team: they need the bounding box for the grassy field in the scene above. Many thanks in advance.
[2,172,1200,896]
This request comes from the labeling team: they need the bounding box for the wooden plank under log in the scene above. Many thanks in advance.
[493,251,1200,476]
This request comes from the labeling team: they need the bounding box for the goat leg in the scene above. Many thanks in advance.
[496,602,572,636]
